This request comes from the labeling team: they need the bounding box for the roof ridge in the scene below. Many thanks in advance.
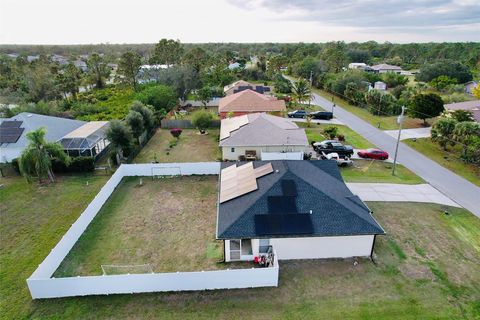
[288,161,383,231]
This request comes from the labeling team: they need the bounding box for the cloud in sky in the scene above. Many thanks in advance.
[0,0,478,44]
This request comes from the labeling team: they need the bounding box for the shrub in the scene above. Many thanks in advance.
[136,85,178,117]
[51,156,95,173]
[170,128,182,138]
[337,134,345,142]
[11,158,20,173]
[323,126,338,139]
[191,110,213,133]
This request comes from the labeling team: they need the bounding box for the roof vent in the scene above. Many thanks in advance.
[275,170,279,173]
[27,114,33,117]
[309,210,313,214]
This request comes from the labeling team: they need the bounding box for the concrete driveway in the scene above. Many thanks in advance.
[289,117,344,125]
[347,183,460,207]
[384,127,431,140]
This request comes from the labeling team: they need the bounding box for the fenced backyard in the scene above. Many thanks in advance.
[26,163,279,299]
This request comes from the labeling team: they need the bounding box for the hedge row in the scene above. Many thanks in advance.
[11,156,95,174]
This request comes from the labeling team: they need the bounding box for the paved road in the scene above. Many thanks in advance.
[311,92,480,217]
[346,183,460,207]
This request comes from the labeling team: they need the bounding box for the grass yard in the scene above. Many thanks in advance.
[3,178,480,320]
[340,159,424,184]
[54,175,224,277]
[404,138,480,187]
[313,88,427,130]
[297,122,373,149]
[134,128,221,163]
[0,174,110,319]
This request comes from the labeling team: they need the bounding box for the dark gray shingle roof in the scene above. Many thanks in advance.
[217,160,384,239]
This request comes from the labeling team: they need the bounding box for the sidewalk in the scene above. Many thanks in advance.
[346,183,460,207]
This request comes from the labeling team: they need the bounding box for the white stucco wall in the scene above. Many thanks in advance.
[270,235,375,260]
[0,147,22,163]
[222,145,306,161]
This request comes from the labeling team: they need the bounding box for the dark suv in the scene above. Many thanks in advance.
[287,110,308,118]
[309,111,333,120]
[313,140,354,158]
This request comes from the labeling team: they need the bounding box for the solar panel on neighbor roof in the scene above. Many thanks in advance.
[0,127,24,143]
[254,214,314,236]
[0,120,22,128]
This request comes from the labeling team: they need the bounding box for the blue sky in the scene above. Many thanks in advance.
[1,0,479,44]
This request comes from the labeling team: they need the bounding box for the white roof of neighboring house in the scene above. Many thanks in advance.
[0,113,85,149]
[371,64,402,71]
[219,113,308,147]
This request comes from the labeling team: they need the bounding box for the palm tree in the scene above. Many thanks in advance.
[292,79,312,106]
[19,128,70,184]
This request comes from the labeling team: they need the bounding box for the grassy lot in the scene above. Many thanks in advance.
[3,178,480,320]
[297,122,373,149]
[0,174,110,319]
[55,176,224,276]
[313,88,427,130]
[134,128,221,163]
[340,159,424,184]
[404,138,480,187]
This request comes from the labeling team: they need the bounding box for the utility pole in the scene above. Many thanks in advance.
[309,70,313,108]
[392,106,405,176]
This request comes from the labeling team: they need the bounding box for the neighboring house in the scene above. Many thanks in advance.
[0,113,110,163]
[137,64,170,83]
[371,64,402,74]
[72,59,88,72]
[444,100,480,122]
[224,80,272,96]
[374,81,387,91]
[217,160,385,262]
[464,81,478,95]
[218,89,286,119]
[348,63,367,70]
[219,113,309,161]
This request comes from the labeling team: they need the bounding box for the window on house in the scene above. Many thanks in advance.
[231,147,235,153]
[230,240,241,260]
[259,239,270,253]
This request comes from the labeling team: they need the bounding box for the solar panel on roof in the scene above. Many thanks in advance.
[0,127,24,143]
[0,121,22,128]
[267,196,297,214]
[281,180,297,197]
[254,214,313,236]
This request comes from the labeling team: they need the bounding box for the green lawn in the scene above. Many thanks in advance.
[297,122,373,149]
[404,138,480,187]
[55,176,225,277]
[2,176,480,319]
[313,88,427,130]
[340,159,425,184]
[134,128,221,163]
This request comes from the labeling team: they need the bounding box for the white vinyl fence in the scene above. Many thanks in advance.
[27,162,279,299]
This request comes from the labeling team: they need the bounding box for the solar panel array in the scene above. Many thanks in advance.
[0,121,24,144]
[219,162,274,203]
[255,179,314,236]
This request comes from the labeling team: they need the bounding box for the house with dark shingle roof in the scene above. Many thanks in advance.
[217,160,384,261]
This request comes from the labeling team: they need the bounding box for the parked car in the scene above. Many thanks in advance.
[287,110,308,118]
[309,111,333,120]
[322,152,353,167]
[313,140,354,158]
[357,148,389,160]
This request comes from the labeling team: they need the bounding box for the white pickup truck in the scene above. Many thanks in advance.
[321,152,353,167]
